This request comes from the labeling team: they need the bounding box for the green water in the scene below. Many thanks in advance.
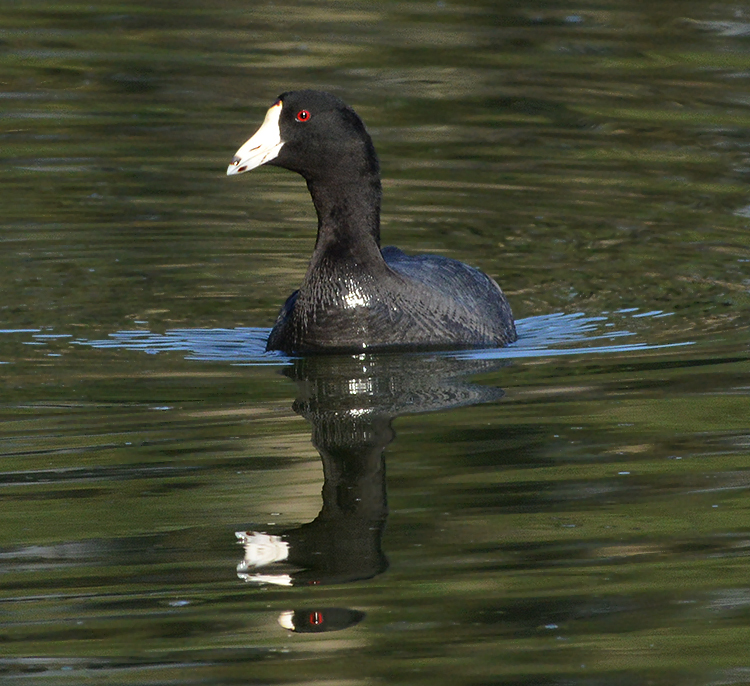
[1,1,750,684]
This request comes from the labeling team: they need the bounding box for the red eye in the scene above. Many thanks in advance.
[295,109,311,122]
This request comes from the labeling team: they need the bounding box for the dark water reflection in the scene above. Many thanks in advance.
[236,353,505,635]
[1,0,750,684]
[1,317,748,684]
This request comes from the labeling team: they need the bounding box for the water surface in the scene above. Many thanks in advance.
[1,1,749,684]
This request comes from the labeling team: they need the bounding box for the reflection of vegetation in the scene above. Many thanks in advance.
[0,343,748,683]
[2,1,750,338]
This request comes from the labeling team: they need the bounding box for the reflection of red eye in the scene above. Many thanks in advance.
[296,110,311,122]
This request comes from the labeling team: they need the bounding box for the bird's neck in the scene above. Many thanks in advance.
[306,176,383,268]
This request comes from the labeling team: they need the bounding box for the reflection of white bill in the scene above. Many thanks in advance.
[278,611,295,630]
[235,531,289,569]
[237,572,293,587]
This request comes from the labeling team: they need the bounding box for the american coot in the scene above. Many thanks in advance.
[227,90,517,354]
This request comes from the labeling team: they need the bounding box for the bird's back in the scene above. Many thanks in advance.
[381,246,516,347]
[265,247,516,353]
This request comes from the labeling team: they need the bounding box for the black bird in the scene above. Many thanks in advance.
[227,90,516,354]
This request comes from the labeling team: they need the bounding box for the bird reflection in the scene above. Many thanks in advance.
[236,352,506,632]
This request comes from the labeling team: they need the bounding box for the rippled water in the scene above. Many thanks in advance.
[1,1,750,684]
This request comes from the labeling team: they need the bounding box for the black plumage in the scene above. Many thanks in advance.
[228,90,516,354]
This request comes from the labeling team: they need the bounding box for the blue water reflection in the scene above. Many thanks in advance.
[68,310,692,363]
